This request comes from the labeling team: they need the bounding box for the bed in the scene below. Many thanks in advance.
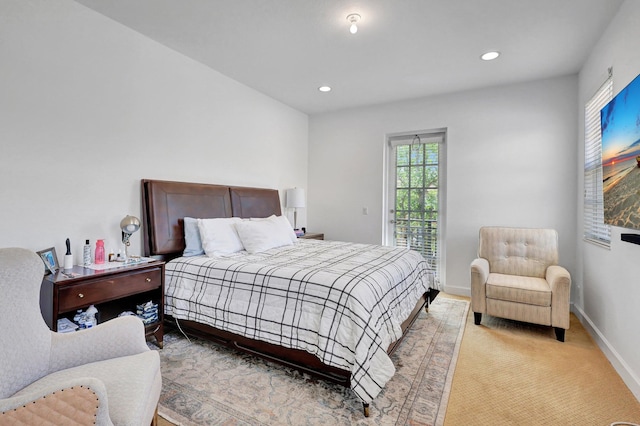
[141,179,437,416]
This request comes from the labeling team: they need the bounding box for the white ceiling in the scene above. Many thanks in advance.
[74,0,623,115]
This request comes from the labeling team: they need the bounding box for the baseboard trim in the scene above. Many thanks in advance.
[571,304,640,401]
[442,284,470,297]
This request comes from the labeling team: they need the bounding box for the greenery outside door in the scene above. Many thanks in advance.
[386,131,445,286]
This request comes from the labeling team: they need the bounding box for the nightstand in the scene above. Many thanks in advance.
[299,232,324,240]
[40,260,165,348]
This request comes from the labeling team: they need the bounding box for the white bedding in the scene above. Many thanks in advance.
[164,239,433,403]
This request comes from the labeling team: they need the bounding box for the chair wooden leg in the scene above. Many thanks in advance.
[474,312,482,325]
[554,327,565,342]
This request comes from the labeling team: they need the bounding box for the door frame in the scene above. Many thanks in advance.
[382,128,447,288]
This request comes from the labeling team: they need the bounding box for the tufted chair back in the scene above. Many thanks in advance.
[478,227,559,278]
[0,248,53,398]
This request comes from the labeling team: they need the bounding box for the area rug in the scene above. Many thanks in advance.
[156,297,469,426]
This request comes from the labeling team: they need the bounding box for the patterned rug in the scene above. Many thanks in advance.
[156,297,469,426]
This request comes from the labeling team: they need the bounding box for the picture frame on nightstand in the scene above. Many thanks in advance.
[37,247,59,275]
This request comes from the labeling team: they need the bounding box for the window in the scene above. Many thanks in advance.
[386,131,445,288]
[584,74,613,247]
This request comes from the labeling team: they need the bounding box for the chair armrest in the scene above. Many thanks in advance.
[546,265,572,329]
[470,258,490,313]
[471,258,489,284]
[0,377,113,426]
[546,265,571,291]
[49,315,150,373]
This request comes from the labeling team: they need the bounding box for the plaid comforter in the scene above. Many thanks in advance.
[164,239,433,403]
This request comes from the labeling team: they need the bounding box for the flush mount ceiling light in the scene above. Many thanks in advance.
[318,86,332,92]
[481,51,501,61]
[347,13,361,34]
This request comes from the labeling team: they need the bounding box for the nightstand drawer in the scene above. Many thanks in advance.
[58,267,162,312]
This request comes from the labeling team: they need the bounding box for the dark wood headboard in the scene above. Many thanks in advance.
[141,179,282,260]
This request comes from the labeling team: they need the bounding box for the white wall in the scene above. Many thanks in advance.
[309,75,578,296]
[0,0,308,260]
[577,0,640,399]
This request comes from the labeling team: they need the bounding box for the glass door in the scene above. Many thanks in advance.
[386,131,445,286]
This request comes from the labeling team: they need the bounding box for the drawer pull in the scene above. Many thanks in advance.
[145,277,152,282]
[78,293,84,298]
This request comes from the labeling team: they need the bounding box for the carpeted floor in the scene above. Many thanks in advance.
[444,295,640,425]
[157,294,640,425]
[156,297,469,425]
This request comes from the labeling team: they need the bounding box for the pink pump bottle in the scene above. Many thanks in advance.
[95,239,105,264]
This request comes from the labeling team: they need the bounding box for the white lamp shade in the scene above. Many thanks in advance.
[286,188,305,209]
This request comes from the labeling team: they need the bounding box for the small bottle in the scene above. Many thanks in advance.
[95,239,105,264]
[108,248,115,262]
[83,239,91,266]
[85,305,98,327]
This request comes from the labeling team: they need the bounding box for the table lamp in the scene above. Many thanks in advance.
[285,188,305,230]
[120,215,141,262]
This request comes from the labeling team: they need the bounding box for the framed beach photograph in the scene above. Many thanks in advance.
[37,247,59,275]
[601,72,640,230]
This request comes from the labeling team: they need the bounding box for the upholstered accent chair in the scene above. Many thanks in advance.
[0,248,162,425]
[470,227,571,341]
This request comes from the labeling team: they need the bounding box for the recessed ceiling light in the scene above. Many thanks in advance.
[318,86,332,92]
[481,51,500,61]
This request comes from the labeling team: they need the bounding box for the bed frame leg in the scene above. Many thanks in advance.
[363,402,370,417]
[424,289,439,313]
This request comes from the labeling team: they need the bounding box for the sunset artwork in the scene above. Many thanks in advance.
[601,73,640,230]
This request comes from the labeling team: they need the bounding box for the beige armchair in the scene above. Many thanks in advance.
[0,248,161,425]
[470,227,571,341]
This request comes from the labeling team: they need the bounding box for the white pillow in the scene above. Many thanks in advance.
[198,217,244,256]
[236,218,294,254]
[183,217,204,257]
[251,215,297,243]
